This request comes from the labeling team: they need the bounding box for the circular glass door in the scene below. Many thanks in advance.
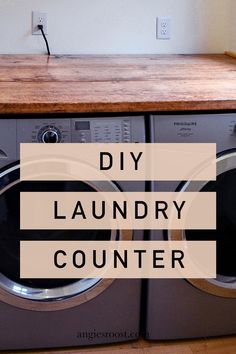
[0,163,132,311]
[168,149,236,298]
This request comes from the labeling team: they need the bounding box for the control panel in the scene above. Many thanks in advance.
[153,113,236,153]
[72,119,132,143]
[17,119,71,144]
[13,116,145,157]
[16,117,141,144]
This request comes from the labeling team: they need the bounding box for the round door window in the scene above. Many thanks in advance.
[0,163,132,310]
[168,150,236,298]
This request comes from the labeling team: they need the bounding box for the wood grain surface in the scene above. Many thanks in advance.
[0,54,236,114]
[2,336,236,354]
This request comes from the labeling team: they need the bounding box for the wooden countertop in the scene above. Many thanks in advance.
[0,54,236,114]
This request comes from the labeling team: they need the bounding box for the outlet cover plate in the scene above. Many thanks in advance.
[32,11,48,35]
[157,17,171,40]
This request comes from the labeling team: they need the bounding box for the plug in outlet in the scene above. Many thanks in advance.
[157,17,171,40]
[32,11,48,35]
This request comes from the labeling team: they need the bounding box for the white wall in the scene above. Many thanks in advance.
[229,0,236,52]
[0,0,231,54]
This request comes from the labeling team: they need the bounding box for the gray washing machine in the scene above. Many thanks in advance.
[0,115,145,350]
[146,113,236,339]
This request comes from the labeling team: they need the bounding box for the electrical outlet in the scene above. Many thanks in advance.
[32,11,48,35]
[157,17,171,40]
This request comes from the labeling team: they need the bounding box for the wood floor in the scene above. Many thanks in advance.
[3,336,236,354]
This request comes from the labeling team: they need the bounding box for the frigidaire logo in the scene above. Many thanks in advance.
[174,122,197,126]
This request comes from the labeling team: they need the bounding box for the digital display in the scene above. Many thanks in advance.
[75,122,90,131]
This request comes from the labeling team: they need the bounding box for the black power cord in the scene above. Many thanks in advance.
[38,24,51,56]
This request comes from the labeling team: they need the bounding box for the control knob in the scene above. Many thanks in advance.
[38,126,61,143]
